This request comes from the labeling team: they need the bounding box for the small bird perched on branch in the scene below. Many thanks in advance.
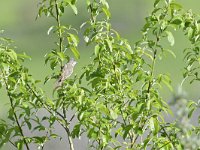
[53,58,77,95]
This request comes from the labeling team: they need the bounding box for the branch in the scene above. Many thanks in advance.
[54,1,75,149]
[54,0,63,70]
[26,83,74,150]
[2,71,30,150]
[69,113,76,123]
[132,34,160,146]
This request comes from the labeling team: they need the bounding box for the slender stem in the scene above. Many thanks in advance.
[2,71,30,150]
[89,4,97,33]
[26,83,68,122]
[132,36,160,146]
[62,103,67,120]
[146,48,157,96]
[69,113,76,123]
[27,84,57,115]
[55,0,63,70]
[55,0,62,52]
[160,125,177,150]
[119,109,134,147]
[54,1,75,149]
[64,126,75,150]
[62,102,75,150]
[131,50,157,145]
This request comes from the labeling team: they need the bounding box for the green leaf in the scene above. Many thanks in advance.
[143,138,152,149]
[110,109,118,120]
[188,107,195,118]
[94,44,100,56]
[50,134,58,139]
[35,80,41,84]
[33,136,46,144]
[64,0,72,3]
[187,27,194,40]
[164,49,176,58]
[7,50,17,60]
[123,125,132,140]
[101,0,109,9]
[72,124,81,138]
[47,26,54,35]
[78,111,84,121]
[50,59,58,70]
[49,116,56,126]
[105,39,113,52]
[17,53,31,60]
[187,100,196,108]
[149,117,154,131]
[44,75,51,84]
[68,33,79,46]
[125,41,133,54]
[57,52,65,61]
[144,52,153,61]
[98,104,109,115]
[153,118,159,135]
[88,128,98,139]
[162,75,173,91]
[170,2,182,10]
[23,105,30,116]
[8,109,15,121]
[187,100,197,118]
[71,0,77,5]
[102,7,111,19]
[25,119,32,130]
[135,127,143,135]
[70,4,78,15]
[70,46,80,59]
[154,0,161,7]
[165,31,175,46]
[33,125,45,131]
[60,5,65,13]
[136,72,144,82]
[171,18,182,25]
[86,0,90,6]
[17,140,23,150]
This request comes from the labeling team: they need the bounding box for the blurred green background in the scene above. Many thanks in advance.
[0,0,200,149]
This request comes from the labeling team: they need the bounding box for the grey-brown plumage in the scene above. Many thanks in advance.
[53,58,77,94]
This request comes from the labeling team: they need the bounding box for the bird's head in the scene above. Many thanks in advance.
[69,58,77,67]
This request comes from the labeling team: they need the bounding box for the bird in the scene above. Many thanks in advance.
[53,58,77,95]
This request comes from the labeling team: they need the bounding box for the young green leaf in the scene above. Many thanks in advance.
[165,31,175,46]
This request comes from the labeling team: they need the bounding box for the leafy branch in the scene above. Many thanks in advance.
[2,70,30,150]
